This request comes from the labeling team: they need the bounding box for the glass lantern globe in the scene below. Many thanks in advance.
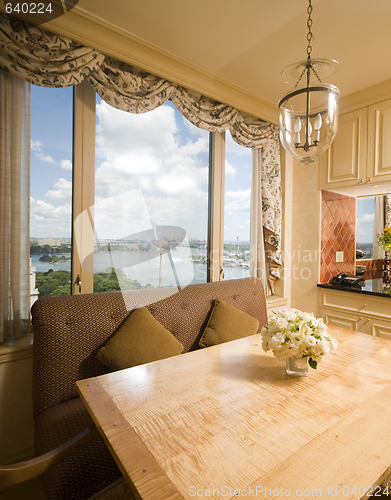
[278,59,340,164]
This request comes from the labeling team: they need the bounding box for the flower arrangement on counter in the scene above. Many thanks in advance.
[378,227,391,251]
[261,308,338,370]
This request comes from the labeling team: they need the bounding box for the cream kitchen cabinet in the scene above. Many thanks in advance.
[320,98,391,190]
[367,99,391,183]
[320,109,367,190]
[318,287,391,338]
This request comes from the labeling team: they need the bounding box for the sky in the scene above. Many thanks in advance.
[30,86,251,242]
[30,85,73,239]
[356,196,375,244]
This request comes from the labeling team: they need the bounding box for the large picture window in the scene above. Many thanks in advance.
[25,83,267,299]
[29,85,73,301]
[92,96,210,291]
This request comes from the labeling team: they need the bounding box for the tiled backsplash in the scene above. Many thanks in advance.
[320,191,356,284]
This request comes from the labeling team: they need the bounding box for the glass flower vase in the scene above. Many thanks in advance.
[285,357,309,377]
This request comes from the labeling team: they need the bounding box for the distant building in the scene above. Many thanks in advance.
[36,236,61,246]
[30,258,39,307]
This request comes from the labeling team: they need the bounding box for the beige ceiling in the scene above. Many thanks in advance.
[74,0,391,108]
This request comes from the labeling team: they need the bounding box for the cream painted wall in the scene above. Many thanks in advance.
[289,158,321,315]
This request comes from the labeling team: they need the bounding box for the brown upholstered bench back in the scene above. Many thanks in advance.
[32,277,267,417]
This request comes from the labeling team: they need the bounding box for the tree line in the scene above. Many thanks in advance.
[36,268,152,298]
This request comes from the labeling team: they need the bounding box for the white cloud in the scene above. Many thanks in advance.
[358,213,375,223]
[225,189,251,213]
[94,100,209,209]
[60,159,72,171]
[45,178,72,201]
[31,139,55,164]
[95,101,178,158]
[30,197,71,237]
[93,189,208,241]
[225,161,237,178]
[31,100,212,240]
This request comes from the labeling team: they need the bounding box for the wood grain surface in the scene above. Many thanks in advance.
[77,326,391,499]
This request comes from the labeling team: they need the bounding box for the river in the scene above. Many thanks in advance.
[30,248,250,288]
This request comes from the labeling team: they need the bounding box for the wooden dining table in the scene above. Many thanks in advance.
[77,325,391,499]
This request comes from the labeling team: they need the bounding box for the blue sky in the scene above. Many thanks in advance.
[356,196,375,244]
[30,86,252,241]
[224,131,251,243]
[30,85,73,238]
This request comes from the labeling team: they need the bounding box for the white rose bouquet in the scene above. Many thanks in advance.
[261,308,338,369]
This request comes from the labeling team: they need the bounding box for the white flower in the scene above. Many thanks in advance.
[269,332,285,350]
[275,317,288,330]
[260,307,337,370]
[306,336,317,347]
[310,343,324,357]
[319,339,331,355]
[330,337,338,351]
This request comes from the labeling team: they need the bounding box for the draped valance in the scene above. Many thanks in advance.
[0,13,281,291]
[0,14,279,147]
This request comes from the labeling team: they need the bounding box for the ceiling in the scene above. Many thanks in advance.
[75,0,391,108]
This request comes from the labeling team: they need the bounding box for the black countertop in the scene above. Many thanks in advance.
[318,278,391,298]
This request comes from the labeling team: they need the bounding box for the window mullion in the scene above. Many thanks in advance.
[72,81,96,294]
[208,132,225,281]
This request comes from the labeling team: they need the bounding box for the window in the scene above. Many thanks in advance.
[223,131,251,280]
[29,85,73,301]
[93,96,210,292]
[356,196,376,259]
[27,83,258,298]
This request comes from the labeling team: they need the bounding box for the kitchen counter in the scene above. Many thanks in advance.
[318,278,391,298]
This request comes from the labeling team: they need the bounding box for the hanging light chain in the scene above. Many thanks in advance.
[294,0,322,87]
[306,0,313,59]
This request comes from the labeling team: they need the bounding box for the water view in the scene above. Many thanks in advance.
[30,242,250,299]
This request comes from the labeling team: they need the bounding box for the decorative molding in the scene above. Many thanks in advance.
[40,7,278,124]
[340,78,391,115]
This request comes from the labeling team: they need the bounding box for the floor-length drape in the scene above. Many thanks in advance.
[251,147,282,296]
[373,195,385,260]
[250,148,267,292]
[385,195,391,228]
[0,69,31,342]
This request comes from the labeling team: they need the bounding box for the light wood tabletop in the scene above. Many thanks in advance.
[77,326,391,499]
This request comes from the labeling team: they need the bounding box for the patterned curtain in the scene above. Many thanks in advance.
[0,13,282,293]
[385,195,391,228]
[0,69,31,341]
[0,15,104,86]
[251,147,282,296]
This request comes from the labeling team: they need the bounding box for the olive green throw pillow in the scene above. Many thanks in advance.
[199,298,259,348]
[96,307,184,371]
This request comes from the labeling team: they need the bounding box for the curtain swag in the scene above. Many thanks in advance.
[385,195,391,228]
[0,13,282,287]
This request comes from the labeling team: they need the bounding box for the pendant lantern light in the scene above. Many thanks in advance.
[278,0,340,164]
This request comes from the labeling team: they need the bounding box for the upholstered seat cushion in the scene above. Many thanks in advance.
[35,397,122,500]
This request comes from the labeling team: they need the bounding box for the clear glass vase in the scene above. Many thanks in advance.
[285,357,309,377]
